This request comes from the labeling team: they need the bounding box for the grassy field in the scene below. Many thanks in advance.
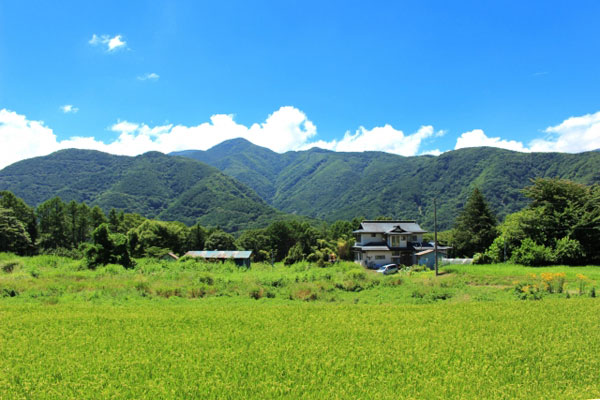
[1,253,600,398]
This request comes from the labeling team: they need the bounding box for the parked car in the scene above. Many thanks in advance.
[376,264,399,275]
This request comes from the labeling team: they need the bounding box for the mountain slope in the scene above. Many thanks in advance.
[174,140,600,230]
[0,149,281,232]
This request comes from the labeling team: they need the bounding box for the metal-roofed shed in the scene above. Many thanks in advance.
[184,250,252,267]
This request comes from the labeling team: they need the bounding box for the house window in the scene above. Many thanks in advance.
[392,251,400,256]
[371,233,376,237]
[375,255,385,260]
[411,235,417,241]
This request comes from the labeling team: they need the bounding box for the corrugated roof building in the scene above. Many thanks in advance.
[184,250,252,267]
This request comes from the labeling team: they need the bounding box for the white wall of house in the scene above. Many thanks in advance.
[356,233,384,245]
[362,250,392,267]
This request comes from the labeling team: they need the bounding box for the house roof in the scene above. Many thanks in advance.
[355,246,390,251]
[353,220,427,234]
[161,252,179,260]
[413,243,452,252]
[185,250,252,259]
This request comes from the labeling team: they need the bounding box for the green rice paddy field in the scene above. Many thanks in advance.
[1,254,600,399]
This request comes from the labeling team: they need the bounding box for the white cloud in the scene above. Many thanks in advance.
[137,72,160,81]
[89,34,126,52]
[6,106,600,171]
[303,125,442,156]
[0,107,318,168]
[530,111,600,152]
[0,109,61,169]
[455,111,600,153]
[421,149,442,156]
[455,129,528,152]
[60,105,79,114]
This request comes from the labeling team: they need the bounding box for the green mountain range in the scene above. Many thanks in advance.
[0,149,280,232]
[173,138,600,230]
[2,141,599,232]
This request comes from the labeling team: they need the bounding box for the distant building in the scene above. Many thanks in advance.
[414,247,450,269]
[352,220,451,268]
[184,250,252,267]
[160,252,179,262]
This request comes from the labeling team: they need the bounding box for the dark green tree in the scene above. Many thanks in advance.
[128,220,189,257]
[204,231,237,250]
[0,191,38,244]
[84,224,133,268]
[37,197,69,249]
[188,223,208,250]
[90,206,107,229]
[452,188,497,257]
[0,207,33,255]
[236,229,271,261]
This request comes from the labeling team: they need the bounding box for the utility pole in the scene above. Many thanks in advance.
[434,197,439,276]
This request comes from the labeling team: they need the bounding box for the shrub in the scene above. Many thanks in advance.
[248,286,265,300]
[0,287,18,297]
[134,281,151,296]
[283,243,304,265]
[511,238,555,266]
[346,268,367,280]
[472,252,492,265]
[197,272,215,286]
[1,260,21,273]
[481,236,506,263]
[554,237,585,265]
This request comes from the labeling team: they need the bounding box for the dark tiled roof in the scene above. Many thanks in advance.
[353,220,427,234]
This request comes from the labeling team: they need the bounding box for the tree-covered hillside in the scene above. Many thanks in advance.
[0,149,280,232]
[175,139,600,230]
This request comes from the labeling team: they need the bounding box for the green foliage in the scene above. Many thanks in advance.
[484,179,600,265]
[204,231,236,250]
[0,190,37,244]
[0,149,282,233]
[84,224,133,269]
[37,197,69,249]
[174,141,600,230]
[510,238,556,267]
[0,208,33,255]
[284,243,304,265]
[236,229,271,261]
[554,237,585,265]
[129,220,190,257]
[452,188,497,257]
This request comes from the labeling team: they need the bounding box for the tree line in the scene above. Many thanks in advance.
[0,191,359,268]
[2,177,599,268]
[449,178,600,266]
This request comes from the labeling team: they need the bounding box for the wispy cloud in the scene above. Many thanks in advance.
[89,34,127,52]
[137,73,160,81]
[60,105,79,114]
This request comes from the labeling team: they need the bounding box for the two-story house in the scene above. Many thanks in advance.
[353,220,427,268]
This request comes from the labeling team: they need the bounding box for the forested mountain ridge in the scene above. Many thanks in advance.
[0,149,280,232]
[173,139,600,230]
[2,142,599,233]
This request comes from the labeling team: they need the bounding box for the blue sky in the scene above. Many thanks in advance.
[1,0,600,168]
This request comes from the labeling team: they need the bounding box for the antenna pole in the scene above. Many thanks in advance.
[434,197,439,276]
